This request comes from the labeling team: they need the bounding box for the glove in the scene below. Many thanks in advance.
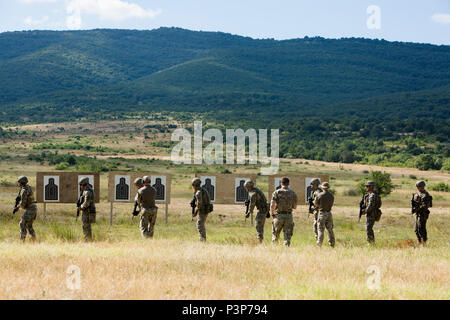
[245,200,250,207]
[132,210,139,217]
[190,199,196,208]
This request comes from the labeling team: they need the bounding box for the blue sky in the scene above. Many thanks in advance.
[1,0,449,45]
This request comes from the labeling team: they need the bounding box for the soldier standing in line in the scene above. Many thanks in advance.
[270,177,298,247]
[361,181,382,245]
[314,182,335,248]
[14,176,38,242]
[191,178,212,242]
[137,176,158,238]
[78,177,96,241]
[308,178,322,240]
[244,180,270,244]
[412,181,433,246]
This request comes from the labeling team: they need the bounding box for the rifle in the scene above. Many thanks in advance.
[308,198,315,218]
[244,200,250,221]
[12,191,21,218]
[411,193,416,215]
[190,197,196,222]
[76,199,81,221]
[132,200,140,217]
[358,194,365,222]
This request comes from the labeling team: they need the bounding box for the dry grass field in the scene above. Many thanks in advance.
[0,120,448,300]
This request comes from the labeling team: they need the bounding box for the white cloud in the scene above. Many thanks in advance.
[24,16,49,26]
[21,0,58,3]
[66,0,162,25]
[431,13,450,25]
[21,0,162,30]
[66,11,82,30]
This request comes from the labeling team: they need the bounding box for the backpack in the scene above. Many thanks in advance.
[374,193,382,222]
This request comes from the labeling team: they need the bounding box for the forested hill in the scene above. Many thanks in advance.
[0,27,449,123]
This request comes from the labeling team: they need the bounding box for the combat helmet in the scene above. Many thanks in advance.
[17,176,28,185]
[244,180,254,188]
[79,177,90,186]
[143,176,151,184]
[192,178,201,187]
[416,180,426,188]
[321,182,330,189]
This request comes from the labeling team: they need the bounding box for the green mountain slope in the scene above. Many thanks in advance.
[0,27,449,123]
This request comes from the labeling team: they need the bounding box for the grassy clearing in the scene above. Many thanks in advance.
[0,121,448,299]
[0,204,448,300]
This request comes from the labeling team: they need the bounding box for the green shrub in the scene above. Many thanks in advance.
[55,162,69,170]
[358,171,394,196]
[430,182,449,192]
[343,189,359,196]
[0,180,15,187]
[414,154,442,171]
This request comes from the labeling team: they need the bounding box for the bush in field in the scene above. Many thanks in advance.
[442,158,450,173]
[358,171,394,196]
[55,162,69,170]
[430,182,449,192]
[343,188,359,196]
[414,154,442,171]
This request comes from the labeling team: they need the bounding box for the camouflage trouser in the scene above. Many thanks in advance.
[255,212,267,242]
[366,213,376,243]
[20,207,37,240]
[313,211,319,240]
[140,207,158,238]
[197,211,208,241]
[272,213,294,246]
[317,211,335,247]
[414,212,429,243]
[81,210,92,240]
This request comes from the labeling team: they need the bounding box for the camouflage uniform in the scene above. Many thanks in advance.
[137,185,158,238]
[19,184,37,240]
[314,187,335,247]
[362,192,382,244]
[271,187,298,246]
[79,186,96,241]
[413,190,432,243]
[248,186,269,242]
[310,187,322,240]
[194,187,211,241]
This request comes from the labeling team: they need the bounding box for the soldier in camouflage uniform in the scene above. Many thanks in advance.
[361,181,382,244]
[78,177,96,241]
[412,181,432,246]
[314,182,335,248]
[14,176,38,242]
[192,178,211,242]
[270,177,298,247]
[244,180,270,243]
[308,178,322,240]
[137,176,158,238]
